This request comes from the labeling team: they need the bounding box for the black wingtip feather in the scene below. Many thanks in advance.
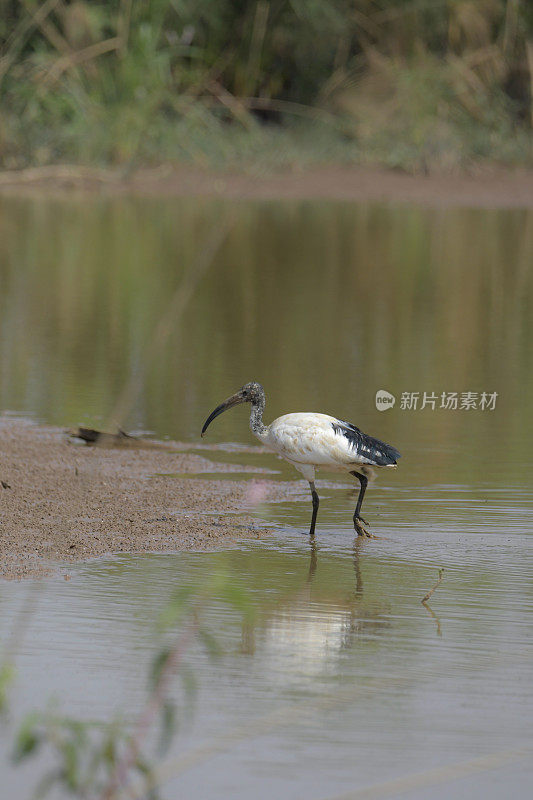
[332,421,401,466]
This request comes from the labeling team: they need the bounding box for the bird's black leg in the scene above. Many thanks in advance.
[308,481,319,536]
[354,473,367,521]
[350,471,374,538]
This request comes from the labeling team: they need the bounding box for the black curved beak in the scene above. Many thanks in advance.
[201,391,246,437]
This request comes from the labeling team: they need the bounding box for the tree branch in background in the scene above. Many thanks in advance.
[19,0,72,57]
[527,41,533,129]
[246,0,269,98]
[208,81,257,130]
[117,0,133,58]
[41,36,121,86]
[0,0,62,85]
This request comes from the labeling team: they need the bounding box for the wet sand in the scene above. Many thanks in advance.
[1,164,533,207]
[0,417,286,580]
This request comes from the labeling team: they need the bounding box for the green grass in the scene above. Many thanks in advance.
[0,0,532,173]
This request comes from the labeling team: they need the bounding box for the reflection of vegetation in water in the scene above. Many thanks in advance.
[0,198,531,486]
[0,1,531,170]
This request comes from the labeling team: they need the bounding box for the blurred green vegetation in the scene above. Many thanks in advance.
[0,0,532,172]
[5,569,254,799]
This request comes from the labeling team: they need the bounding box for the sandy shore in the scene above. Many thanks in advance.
[0,417,289,580]
[0,164,532,208]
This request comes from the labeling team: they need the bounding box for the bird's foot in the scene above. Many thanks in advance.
[354,516,376,538]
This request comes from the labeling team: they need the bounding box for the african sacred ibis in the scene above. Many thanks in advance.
[201,382,400,538]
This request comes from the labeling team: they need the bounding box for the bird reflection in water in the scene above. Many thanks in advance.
[240,538,390,669]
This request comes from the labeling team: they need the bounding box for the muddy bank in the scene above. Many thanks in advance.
[0,417,290,580]
[1,164,533,208]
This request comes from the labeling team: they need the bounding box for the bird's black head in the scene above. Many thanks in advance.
[201,381,265,437]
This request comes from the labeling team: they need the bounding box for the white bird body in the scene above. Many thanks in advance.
[201,382,400,537]
[262,412,396,481]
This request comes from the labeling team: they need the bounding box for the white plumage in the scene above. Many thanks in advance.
[265,413,390,477]
[202,383,400,537]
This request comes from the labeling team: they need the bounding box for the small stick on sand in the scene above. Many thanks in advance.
[421,568,444,603]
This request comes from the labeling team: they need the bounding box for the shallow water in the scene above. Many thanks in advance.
[0,195,532,798]
[2,513,532,799]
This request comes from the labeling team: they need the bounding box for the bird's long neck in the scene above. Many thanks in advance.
[249,397,268,440]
